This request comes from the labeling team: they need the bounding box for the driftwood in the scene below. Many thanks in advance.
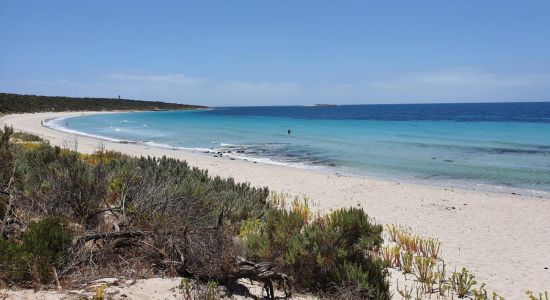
[70,230,292,299]
[231,257,292,299]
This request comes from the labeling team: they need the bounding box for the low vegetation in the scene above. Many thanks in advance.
[0,126,390,299]
[526,291,549,300]
[0,92,206,114]
[11,131,44,142]
[240,194,391,299]
[382,224,511,299]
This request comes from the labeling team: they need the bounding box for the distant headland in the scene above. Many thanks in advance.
[0,92,207,114]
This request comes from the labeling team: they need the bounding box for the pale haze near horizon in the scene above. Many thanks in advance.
[1,1,550,106]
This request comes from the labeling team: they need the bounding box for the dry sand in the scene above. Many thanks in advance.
[1,112,549,298]
[0,277,315,299]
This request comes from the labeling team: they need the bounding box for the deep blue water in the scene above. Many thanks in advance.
[208,102,550,122]
[47,102,550,192]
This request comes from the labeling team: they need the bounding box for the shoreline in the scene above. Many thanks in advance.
[2,111,550,298]
[44,111,550,198]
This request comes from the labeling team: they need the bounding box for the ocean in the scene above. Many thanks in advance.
[46,102,550,192]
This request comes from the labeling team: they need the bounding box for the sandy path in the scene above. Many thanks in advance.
[1,112,549,298]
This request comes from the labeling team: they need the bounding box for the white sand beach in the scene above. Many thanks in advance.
[1,112,549,298]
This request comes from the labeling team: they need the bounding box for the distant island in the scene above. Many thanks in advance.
[304,104,339,107]
[0,92,207,114]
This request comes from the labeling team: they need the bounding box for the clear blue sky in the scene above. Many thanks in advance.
[1,0,549,106]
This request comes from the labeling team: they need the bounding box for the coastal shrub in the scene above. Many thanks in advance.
[386,224,402,243]
[0,216,72,285]
[472,283,506,300]
[400,251,414,274]
[413,256,436,284]
[450,267,477,298]
[0,130,386,298]
[419,237,442,259]
[326,207,383,249]
[23,217,73,267]
[19,145,107,223]
[0,126,14,191]
[112,155,269,229]
[380,245,400,267]
[239,219,270,260]
[241,207,390,299]
[0,238,31,285]
[11,131,43,142]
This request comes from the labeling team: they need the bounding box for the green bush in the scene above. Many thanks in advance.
[0,238,32,284]
[0,216,72,285]
[3,130,391,297]
[12,131,43,142]
[0,126,14,193]
[23,216,73,269]
[241,207,390,299]
[450,267,477,298]
[20,145,107,222]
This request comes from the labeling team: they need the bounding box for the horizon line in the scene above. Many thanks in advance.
[2,91,549,107]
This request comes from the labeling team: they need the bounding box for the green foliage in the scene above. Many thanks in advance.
[472,283,506,300]
[241,207,390,299]
[413,256,436,284]
[526,290,549,300]
[0,92,206,114]
[0,126,14,221]
[0,126,14,191]
[2,127,391,298]
[201,280,220,300]
[326,207,383,250]
[400,251,413,274]
[179,277,192,300]
[450,267,477,298]
[20,145,107,222]
[0,216,72,285]
[0,238,31,284]
[92,284,107,300]
[23,216,73,268]
[177,278,219,300]
[240,219,270,259]
[5,139,270,283]
[115,155,269,230]
[11,131,43,142]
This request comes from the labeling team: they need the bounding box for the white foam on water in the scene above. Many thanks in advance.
[221,151,329,172]
[44,116,123,142]
[219,143,251,148]
[143,141,211,152]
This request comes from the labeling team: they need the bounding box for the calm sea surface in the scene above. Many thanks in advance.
[47,103,550,192]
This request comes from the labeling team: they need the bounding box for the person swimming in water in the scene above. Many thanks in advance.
[288,129,291,135]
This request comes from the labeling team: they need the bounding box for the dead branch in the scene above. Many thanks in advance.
[75,230,148,246]
[229,257,292,299]
[0,166,16,236]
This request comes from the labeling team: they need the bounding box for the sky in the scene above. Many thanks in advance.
[1,0,550,106]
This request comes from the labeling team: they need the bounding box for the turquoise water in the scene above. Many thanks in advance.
[46,103,550,192]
